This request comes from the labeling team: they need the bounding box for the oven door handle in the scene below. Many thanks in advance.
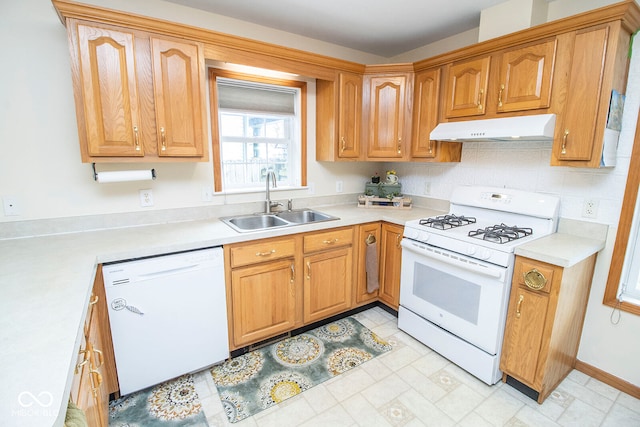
[401,239,503,279]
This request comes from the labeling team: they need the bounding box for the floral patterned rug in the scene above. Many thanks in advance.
[108,374,208,426]
[211,316,392,423]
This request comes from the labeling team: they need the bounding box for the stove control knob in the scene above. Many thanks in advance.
[466,246,476,256]
[418,232,430,242]
[479,249,491,260]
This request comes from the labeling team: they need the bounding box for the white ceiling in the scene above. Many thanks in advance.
[163,0,508,57]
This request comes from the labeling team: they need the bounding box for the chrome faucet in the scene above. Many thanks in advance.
[265,171,282,213]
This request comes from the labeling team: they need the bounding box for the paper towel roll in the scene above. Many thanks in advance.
[95,169,155,183]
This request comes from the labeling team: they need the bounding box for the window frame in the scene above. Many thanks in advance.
[208,68,307,193]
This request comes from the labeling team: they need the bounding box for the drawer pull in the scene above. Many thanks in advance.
[523,268,547,290]
[516,294,524,318]
[89,294,99,305]
[256,249,276,257]
[322,238,339,245]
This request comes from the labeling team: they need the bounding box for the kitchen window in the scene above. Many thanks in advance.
[208,69,307,192]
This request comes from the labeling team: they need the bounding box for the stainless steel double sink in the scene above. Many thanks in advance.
[221,208,339,232]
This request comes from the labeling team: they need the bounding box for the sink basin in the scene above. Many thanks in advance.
[276,209,335,224]
[221,209,339,232]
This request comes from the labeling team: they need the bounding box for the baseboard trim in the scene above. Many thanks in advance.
[575,359,640,399]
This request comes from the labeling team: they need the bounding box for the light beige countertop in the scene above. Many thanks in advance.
[514,219,609,267]
[0,203,441,427]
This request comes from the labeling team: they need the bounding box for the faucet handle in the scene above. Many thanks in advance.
[287,199,293,211]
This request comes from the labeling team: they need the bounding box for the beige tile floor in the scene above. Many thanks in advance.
[193,307,640,427]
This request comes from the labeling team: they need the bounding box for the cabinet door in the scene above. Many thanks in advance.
[553,26,609,162]
[412,68,440,158]
[76,24,143,157]
[303,247,353,323]
[379,223,403,309]
[444,57,491,118]
[497,39,556,113]
[338,72,362,158]
[231,259,296,347]
[151,37,205,157]
[355,222,382,304]
[501,288,549,385]
[366,75,408,158]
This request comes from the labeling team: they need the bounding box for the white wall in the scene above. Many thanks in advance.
[2,0,640,387]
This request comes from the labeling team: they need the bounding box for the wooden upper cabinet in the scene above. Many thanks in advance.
[551,23,628,167]
[444,56,491,118]
[151,37,206,157]
[67,20,208,162]
[76,24,143,157]
[315,72,363,161]
[496,39,556,113]
[364,71,413,159]
[338,72,363,158]
[412,68,440,158]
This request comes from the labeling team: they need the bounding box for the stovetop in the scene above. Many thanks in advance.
[403,186,561,267]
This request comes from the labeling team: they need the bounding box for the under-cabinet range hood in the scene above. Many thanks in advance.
[430,114,556,142]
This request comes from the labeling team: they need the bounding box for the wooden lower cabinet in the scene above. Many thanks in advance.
[303,227,354,323]
[379,223,403,310]
[230,259,297,347]
[70,268,116,426]
[500,254,597,403]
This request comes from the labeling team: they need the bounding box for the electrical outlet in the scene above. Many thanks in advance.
[139,189,154,207]
[582,199,599,218]
[2,196,21,216]
[336,180,343,193]
[308,182,315,195]
[201,186,213,202]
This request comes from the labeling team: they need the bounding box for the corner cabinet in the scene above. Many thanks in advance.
[66,20,208,162]
[363,65,414,160]
[316,72,363,161]
[500,255,597,403]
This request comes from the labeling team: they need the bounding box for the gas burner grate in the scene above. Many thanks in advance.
[468,224,533,244]
[419,214,477,230]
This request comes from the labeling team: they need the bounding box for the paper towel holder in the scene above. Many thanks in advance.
[92,163,156,182]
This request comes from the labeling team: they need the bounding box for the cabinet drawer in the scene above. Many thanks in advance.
[230,238,296,268]
[304,228,353,252]
[515,258,555,293]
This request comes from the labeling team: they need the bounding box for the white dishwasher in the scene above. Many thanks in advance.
[102,246,229,395]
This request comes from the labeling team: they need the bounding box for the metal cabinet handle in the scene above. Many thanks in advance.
[89,368,103,393]
[306,261,311,279]
[256,249,276,257]
[89,294,99,306]
[397,138,402,155]
[92,347,104,369]
[290,264,295,296]
[322,238,338,245]
[290,263,295,283]
[133,126,140,151]
[160,127,166,151]
[428,140,433,154]
[477,89,484,111]
[396,233,402,248]
[561,129,569,155]
[516,294,524,318]
[340,137,346,152]
[75,350,89,374]
[498,84,505,107]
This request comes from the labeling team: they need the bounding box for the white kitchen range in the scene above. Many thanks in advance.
[398,186,560,385]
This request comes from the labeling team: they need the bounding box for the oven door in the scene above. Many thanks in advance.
[399,238,512,355]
